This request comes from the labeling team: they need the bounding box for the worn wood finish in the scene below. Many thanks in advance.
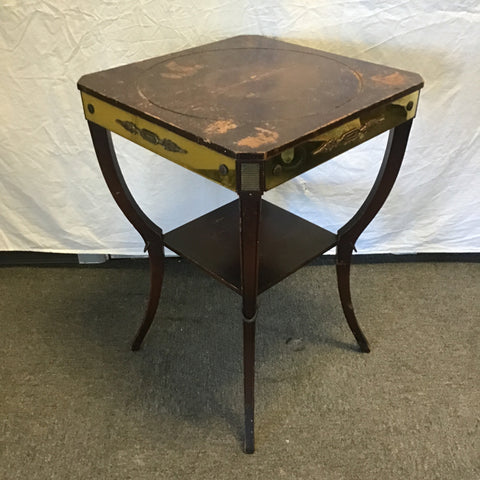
[78,36,423,161]
[80,36,423,453]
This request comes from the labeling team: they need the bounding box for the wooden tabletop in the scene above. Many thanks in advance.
[78,35,423,159]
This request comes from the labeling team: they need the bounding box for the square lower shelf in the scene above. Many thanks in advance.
[164,200,337,294]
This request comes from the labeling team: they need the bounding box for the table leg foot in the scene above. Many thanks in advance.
[336,244,370,353]
[243,317,256,454]
[131,240,165,351]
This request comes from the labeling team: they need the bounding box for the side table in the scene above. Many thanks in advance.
[78,35,423,453]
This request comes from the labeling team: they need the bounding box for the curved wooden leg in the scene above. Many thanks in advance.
[336,120,413,352]
[131,240,164,351]
[336,243,371,353]
[88,121,165,350]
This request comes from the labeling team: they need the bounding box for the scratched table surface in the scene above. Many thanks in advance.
[78,35,423,159]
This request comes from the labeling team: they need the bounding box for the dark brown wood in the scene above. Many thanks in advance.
[78,35,423,160]
[163,200,337,294]
[239,192,262,319]
[243,319,256,454]
[336,120,413,352]
[238,191,261,453]
[80,36,423,453]
[87,121,165,350]
[131,241,164,351]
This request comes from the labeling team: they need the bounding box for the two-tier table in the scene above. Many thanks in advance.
[78,35,423,453]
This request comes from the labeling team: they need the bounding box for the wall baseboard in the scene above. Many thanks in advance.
[0,251,79,266]
[0,251,479,266]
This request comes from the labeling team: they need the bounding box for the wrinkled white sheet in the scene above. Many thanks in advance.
[1,1,479,254]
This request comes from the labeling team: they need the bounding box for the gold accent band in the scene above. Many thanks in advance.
[81,92,237,191]
[82,89,420,193]
[264,90,420,190]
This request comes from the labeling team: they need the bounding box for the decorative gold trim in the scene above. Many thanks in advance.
[264,90,420,190]
[81,89,420,193]
[115,119,187,153]
[80,92,237,191]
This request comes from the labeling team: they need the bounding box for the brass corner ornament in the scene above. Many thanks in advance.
[116,119,187,154]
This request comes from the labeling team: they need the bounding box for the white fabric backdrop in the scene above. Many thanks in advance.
[1,1,479,255]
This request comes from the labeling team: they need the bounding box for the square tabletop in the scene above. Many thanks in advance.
[78,35,423,158]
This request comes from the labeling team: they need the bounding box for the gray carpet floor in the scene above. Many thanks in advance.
[0,258,478,479]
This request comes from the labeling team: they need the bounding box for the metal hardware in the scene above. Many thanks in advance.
[272,164,283,176]
[219,164,229,176]
[160,138,187,153]
[241,163,261,191]
[280,148,295,164]
[87,104,95,114]
[116,119,187,153]
[115,120,139,134]
[286,146,306,170]
[140,128,159,145]
[243,313,257,324]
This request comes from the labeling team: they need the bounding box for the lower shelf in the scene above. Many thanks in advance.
[164,199,337,294]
